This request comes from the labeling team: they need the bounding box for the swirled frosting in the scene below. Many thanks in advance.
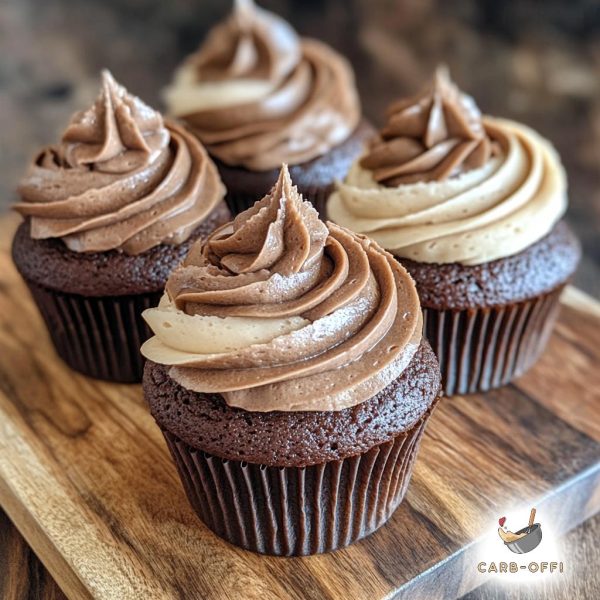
[163,0,360,171]
[360,67,495,185]
[14,70,225,255]
[328,73,568,265]
[141,165,421,412]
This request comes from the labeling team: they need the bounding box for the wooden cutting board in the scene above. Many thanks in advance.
[0,213,599,600]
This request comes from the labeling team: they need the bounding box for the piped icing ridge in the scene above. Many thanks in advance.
[15,70,225,255]
[360,67,495,185]
[188,0,300,84]
[141,165,421,412]
[163,0,360,171]
[328,69,567,266]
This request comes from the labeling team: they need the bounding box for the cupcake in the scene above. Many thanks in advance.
[163,0,373,217]
[12,70,231,383]
[328,67,581,396]
[141,165,441,555]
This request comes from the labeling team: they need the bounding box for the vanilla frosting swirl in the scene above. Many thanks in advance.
[329,117,567,266]
[141,165,421,412]
[163,0,360,171]
[15,71,225,255]
[360,67,495,185]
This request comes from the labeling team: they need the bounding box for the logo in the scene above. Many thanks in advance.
[497,507,542,554]
[476,506,565,579]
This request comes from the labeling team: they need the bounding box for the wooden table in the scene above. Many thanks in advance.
[5,510,600,600]
[1,1,599,598]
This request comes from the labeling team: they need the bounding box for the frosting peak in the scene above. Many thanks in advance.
[360,66,494,185]
[62,70,168,174]
[15,70,225,255]
[191,0,300,83]
[208,165,328,275]
[163,1,360,170]
[142,166,422,412]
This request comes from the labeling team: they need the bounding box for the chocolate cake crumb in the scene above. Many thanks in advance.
[144,339,441,468]
[398,220,581,311]
[11,201,231,296]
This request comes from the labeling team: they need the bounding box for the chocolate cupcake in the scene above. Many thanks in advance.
[163,0,374,216]
[328,67,581,396]
[141,165,441,555]
[12,71,231,383]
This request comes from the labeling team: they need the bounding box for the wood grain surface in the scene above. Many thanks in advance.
[5,508,600,600]
[0,508,66,600]
[0,212,599,600]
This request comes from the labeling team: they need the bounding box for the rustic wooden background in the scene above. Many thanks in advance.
[1,0,598,598]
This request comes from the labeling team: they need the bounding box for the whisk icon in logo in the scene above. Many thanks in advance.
[497,507,542,554]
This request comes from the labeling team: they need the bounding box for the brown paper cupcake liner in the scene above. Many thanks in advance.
[423,285,564,396]
[225,183,331,218]
[162,411,432,556]
[26,280,159,383]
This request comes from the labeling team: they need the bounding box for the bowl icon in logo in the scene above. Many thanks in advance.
[497,508,542,554]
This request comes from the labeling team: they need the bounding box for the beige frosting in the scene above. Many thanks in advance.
[328,118,567,265]
[141,165,422,412]
[14,70,225,255]
[163,0,360,171]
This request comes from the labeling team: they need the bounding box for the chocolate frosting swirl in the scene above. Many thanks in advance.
[15,70,225,255]
[190,0,300,83]
[360,66,494,185]
[141,165,421,412]
[163,0,360,171]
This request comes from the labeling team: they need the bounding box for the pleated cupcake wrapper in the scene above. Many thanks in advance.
[225,183,331,218]
[163,413,431,556]
[25,280,159,383]
[424,285,565,396]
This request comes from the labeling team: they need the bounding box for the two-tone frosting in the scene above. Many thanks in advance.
[141,165,421,412]
[15,70,225,255]
[328,68,568,266]
[163,0,360,171]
